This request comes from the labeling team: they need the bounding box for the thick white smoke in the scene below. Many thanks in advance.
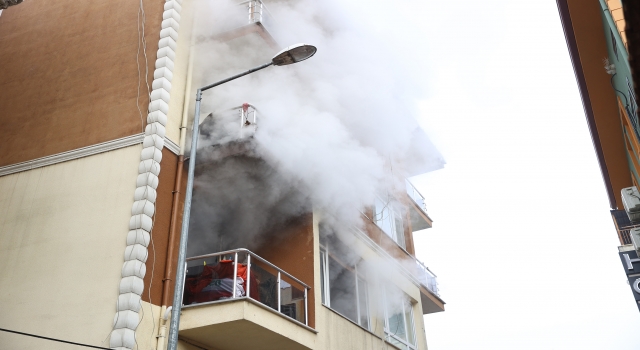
[187,0,443,247]
[185,0,444,320]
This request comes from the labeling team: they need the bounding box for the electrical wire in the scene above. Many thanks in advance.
[0,327,114,349]
[136,0,151,133]
[608,73,640,142]
[610,73,630,107]
[145,186,158,350]
[136,1,158,343]
[133,169,160,350]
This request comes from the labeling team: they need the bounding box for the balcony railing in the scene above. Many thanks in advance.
[612,209,638,245]
[414,258,439,297]
[406,179,427,213]
[182,248,310,326]
[242,0,275,34]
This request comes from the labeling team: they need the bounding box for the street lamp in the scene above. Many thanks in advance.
[166,43,317,350]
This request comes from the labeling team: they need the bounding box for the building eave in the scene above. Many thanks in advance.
[623,0,640,102]
[556,0,618,209]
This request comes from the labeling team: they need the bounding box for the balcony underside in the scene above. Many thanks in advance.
[179,298,316,350]
[409,202,432,231]
[420,286,445,314]
[196,22,278,49]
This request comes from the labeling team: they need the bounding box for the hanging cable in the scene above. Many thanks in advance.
[136,0,151,133]
[0,327,114,349]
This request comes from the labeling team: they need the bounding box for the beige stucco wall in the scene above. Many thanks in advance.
[137,301,164,350]
[0,145,147,349]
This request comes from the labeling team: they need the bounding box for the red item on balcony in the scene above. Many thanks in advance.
[183,260,260,305]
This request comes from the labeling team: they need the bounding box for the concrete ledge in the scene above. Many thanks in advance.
[180,298,317,350]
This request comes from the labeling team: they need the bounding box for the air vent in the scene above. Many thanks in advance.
[621,187,640,222]
[631,228,640,255]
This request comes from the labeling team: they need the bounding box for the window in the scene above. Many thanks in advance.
[384,290,417,350]
[320,233,370,330]
[375,197,406,249]
[611,28,619,61]
[627,77,638,120]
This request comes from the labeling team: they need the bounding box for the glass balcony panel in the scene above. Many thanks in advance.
[405,179,432,231]
[280,276,307,324]
[183,249,310,326]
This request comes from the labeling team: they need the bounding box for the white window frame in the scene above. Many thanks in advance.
[375,197,406,249]
[383,289,417,350]
[320,246,370,330]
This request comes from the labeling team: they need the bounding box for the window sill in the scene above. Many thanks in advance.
[371,222,413,257]
[321,304,381,339]
[384,339,416,350]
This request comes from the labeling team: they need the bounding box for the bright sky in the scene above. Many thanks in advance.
[363,0,640,349]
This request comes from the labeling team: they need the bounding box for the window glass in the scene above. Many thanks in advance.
[319,230,370,330]
[404,303,416,345]
[328,255,358,322]
[320,249,327,305]
[385,289,417,349]
[375,197,406,249]
[394,213,405,249]
[357,277,369,329]
[388,311,407,341]
[375,198,394,236]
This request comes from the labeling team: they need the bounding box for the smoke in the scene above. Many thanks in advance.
[186,0,444,312]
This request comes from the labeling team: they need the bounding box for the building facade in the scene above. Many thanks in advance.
[557,0,640,311]
[0,1,445,349]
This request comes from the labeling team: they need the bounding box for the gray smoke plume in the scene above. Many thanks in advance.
[186,0,444,265]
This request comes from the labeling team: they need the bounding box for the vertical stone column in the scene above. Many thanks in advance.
[110,1,183,348]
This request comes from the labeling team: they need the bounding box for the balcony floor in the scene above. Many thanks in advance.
[179,298,316,350]
[420,285,445,314]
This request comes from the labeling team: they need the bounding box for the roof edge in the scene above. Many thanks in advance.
[556,0,618,209]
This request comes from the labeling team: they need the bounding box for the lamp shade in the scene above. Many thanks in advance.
[272,43,317,66]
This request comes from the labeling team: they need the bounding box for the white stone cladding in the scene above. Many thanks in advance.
[110,1,183,349]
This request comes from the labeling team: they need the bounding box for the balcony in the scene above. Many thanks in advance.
[412,257,445,314]
[179,249,316,350]
[200,0,278,49]
[415,259,439,296]
[612,209,637,245]
[406,180,432,231]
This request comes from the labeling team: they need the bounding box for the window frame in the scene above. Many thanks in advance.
[319,244,371,330]
[374,196,406,249]
[383,289,417,350]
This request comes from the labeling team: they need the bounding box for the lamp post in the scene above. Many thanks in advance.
[166,43,317,350]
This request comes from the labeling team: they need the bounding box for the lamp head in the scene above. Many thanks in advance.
[272,43,317,66]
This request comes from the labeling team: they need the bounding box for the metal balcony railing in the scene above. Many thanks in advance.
[406,179,427,213]
[242,0,275,34]
[414,258,439,297]
[182,248,310,326]
[618,228,633,245]
[612,209,638,246]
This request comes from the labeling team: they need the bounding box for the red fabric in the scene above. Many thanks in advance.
[183,260,260,305]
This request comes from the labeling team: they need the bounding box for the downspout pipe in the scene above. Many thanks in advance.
[155,156,183,350]
[160,155,184,308]
[166,61,273,350]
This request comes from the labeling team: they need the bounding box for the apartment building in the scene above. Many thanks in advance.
[0,1,445,349]
[557,0,640,311]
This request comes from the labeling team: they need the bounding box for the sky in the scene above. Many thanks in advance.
[357,0,640,349]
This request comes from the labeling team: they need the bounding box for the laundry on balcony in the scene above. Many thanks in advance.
[184,260,260,304]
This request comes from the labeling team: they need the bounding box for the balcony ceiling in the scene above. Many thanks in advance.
[180,299,316,350]
[409,202,432,231]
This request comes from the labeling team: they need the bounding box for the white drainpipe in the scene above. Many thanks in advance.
[156,306,173,350]
[110,1,183,349]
